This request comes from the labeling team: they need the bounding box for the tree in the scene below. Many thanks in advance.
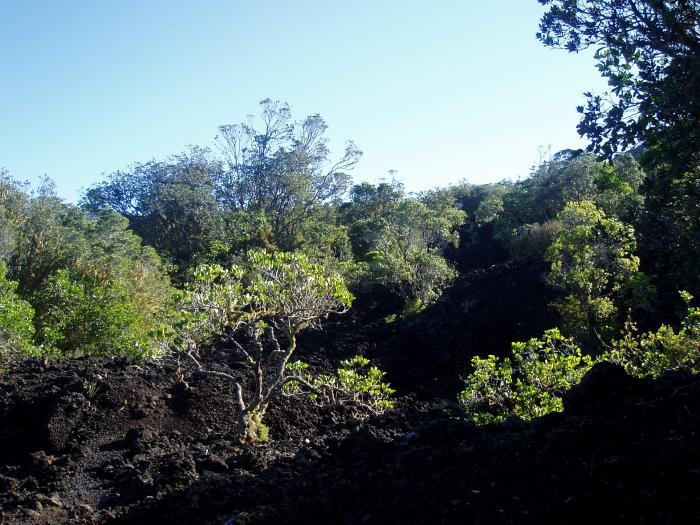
[28,210,176,359]
[545,200,648,344]
[83,101,362,265]
[538,2,700,298]
[355,195,466,311]
[0,172,176,359]
[82,147,226,271]
[342,180,406,259]
[179,250,353,442]
[537,0,700,164]
[216,99,362,250]
[495,152,645,256]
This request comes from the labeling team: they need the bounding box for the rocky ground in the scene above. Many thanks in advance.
[1,258,698,524]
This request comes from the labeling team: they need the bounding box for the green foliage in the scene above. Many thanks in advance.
[538,2,700,298]
[296,216,354,268]
[459,355,514,426]
[459,329,594,425]
[445,153,645,260]
[179,249,354,442]
[538,1,700,165]
[510,220,564,258]
[0,263,36,357]
[84,102,361,268]
[82,147,226,271]
[216,99,361,252]
[349,190,465,309]
[84,381,101,400]
[33,268,171,360]
[179,249,354,348]
[451,182,512,225]
[545,201,646,343]
[284,355,396,413]
[0,173,176,360]
[640,163,700,299]
[2,177,90,295]
[606,292,700,377]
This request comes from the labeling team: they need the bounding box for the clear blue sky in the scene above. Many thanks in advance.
[0,1,607,202]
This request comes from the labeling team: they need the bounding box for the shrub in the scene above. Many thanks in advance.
[284,355,396,414]
[511,220,563,258]
[13,208,178,360]
[459,329,594,425]
[178,249,353,442]
[606,292,700,377]
[357,197,465,311]
[33,269,172,360]
[0,263,36,358]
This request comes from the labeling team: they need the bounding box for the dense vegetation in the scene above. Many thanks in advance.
[0,1,699,448]
[2,3,700,524]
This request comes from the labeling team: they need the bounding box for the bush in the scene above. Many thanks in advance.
[14,209,178,360]
[459,329,594,425]
[510,220,563,257]
[178,249,354,442]
[606,292,700,377]
[0,263,36,358]
[33,269,172,360]
[354,196,465,311]
[284,355,396,414]
[0,174,176,360]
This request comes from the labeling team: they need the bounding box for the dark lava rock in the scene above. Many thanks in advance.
[0,319,699,524]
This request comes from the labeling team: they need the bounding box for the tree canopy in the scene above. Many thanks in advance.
[538,0,700,165]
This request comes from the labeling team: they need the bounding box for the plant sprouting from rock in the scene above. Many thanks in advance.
[179,249,353,442]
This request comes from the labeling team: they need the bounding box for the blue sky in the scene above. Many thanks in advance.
[0,1,608,202]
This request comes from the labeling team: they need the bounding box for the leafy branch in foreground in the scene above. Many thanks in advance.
[178,249,353,442]
[283,355,396,415]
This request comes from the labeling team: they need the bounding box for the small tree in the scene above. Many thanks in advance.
[544,200,646,344]
[358,197,465,312]
[179,249,353,442]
